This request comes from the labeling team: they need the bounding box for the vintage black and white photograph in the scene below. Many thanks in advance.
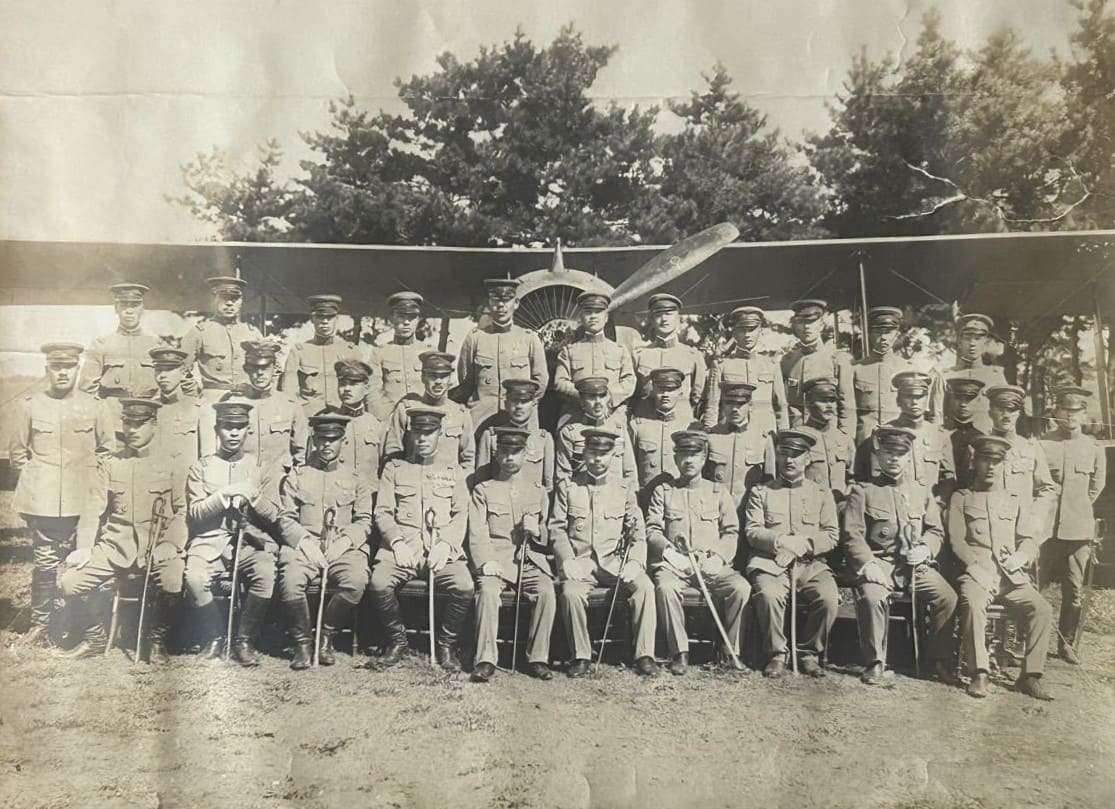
[1,1,1113,807]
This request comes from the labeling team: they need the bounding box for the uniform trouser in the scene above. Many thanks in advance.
[655,566,751,656]
[559,564,656,661]
[25,515,78,628]
[957,574,1052,676]
[183,545,277,607]
[368,558,474,647]
[1041,538,1092,643]
[278,546,370,622]
[58,545,184,598]
[750,561,839,659]
[474,567,556,666]
[854,566,957,667]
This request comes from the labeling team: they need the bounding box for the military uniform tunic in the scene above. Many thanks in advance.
[276,459,373,603]
[60,446,188,596]
[930,361,1008,433]
[281,336,360,414]
[631,337,707,424]
[365,340,428,420]
[549,472,656,661]
[704,350,787,435]
[154,393,202,478]
[854,417,956,496]
[80,328,159,401]
[180,319,264,400]
[475,416,554,492]
[382,394,475,472]
[335,408,384,484]
[552,332,636,415]
[851,352,910,445]
[199,390,308,480]
[780,342,855,434]
[841,477,957,665]
[469,476,555,666]
[949,488,1052,675]
[994,431,1058,538]
[628,411,687,494]
[743,477,840,658]
[456,324,547,431]
[948,420,983,490]
[183,452,280,605]
[646,475,750,656]
[704,424,774,504]
[803,421,854,503]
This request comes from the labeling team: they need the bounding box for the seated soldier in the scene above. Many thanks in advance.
[555,377,636,484]
[468,427,556,682]
[183,399,281,663]
[744,428,840,678]
[550,428,659,678]
[371,408,474,670]
[841,425,958,685]
[276,412,373,670]
[474,379,554,492]
[57,399,187,661]
[950,435,1054,701]
[647,430,749,675]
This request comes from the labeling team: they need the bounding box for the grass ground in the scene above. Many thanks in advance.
[1,492,1113,809]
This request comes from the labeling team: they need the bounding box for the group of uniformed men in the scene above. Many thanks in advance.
[9,274,1106,701]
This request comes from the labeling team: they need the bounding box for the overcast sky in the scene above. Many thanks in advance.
[0,0,1082,244]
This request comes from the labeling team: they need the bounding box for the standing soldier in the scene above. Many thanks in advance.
[456,278,547,436]
[855,372,956,501]
[475,379,554,492]
[550,428,659,678]
[628,368,690,499]
[800,377,855,509]
[841,426,958,685]
[631,294,707,425]
[929,314,1008,431]
[57,400,188,661]
[370,408,474,670]
[944,377,986,489]
[950,435,1054,700]
[276,412,373,670]
[180,276,263,403]
[552,291,635,423]
[1040,386,1107,663]
[366,291,428,420]
[705,306,787,436]
[201,341,308,481]
[281,294,359,415]
[80,282,160,434]
[851,306,910,445]
[555,378,636,484]
[9,343,114,646]
[149,346,202,479]
[648,430,749,675]
[985,385,1058,539]
[329,359,385,482]
[744,428,840,678]
[183,400,280,663]
[382,351,475,472]
[469,427,556,682]
[705,380,775,506]
[781,299,855,434]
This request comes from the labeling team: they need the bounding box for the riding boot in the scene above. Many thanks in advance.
[369,582,407,647]
[283,598,314,670]
[27,566,58,646]
[56,595,107,659]
[319,596,355,667]
[231,594,270,667]
[147,591,180,665]
[196,601,225,659]
[436,588,470,671]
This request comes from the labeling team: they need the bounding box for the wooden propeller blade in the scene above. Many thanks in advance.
[608,222,739,311]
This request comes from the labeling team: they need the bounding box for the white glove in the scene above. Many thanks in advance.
[65,548,93,569]
[860,560,889,586]
[620,559,643,583]
[699,553,727,578]
[297,538,327,570]
[427,541,452,573]
[324,534,353,564]
[562,557,594,582]
[392,541,418,569]
[777,533,810,559]
[905,544,931,567]
[663,547,692,574]
[481,561,505,578]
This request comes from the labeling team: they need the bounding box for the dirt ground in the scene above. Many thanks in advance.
[1,492,1113,809]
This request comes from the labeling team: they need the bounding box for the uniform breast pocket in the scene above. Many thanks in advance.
[854,377,877,394]
[431,484,456,527]
[268,419,291,436]
[381,359,404,385]
[332,492,358,527]
[393,484,421,528]
[865,504,896,541]
[102,358,127,387]
[963,507,991,545]
[1011,456,1035,475]
[568,504,590,539]
[765,506,789,530]
[604,355,623,374]
[638,440,659,461]
[443,423,463,442]
[30,416,55,440]
[298,360,322,394]
[486,502,512,537]
[507,347,530,371]
[1072,455,1096,476]
[475,351,496,371]
[108,487,130,516]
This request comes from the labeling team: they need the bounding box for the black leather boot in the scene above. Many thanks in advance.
[283,599,314,671]
[147,591,180,665]
[195,601,225,660]
[436,586,470,672]
[56,596,107,659]
[319,596,355,667]
[26,566,58,647]
[231,594,270,667]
